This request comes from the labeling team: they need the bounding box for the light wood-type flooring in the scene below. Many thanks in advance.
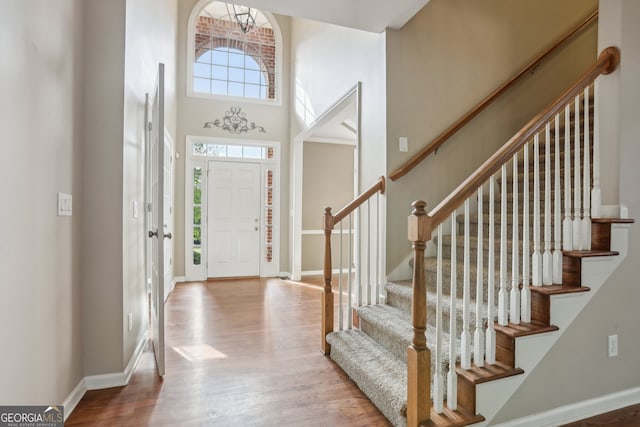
[66,278,390,426]
[65,277,640,426]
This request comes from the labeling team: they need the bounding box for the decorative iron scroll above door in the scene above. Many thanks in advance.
[204,106,266,134]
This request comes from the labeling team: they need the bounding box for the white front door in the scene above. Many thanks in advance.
[207,161,261,278]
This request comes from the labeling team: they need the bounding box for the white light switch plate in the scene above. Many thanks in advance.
[57,193,72,216]
[399,137,409,152]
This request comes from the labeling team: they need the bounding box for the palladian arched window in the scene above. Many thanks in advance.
[188,1,281,102]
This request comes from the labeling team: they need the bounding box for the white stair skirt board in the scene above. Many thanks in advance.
[489,386,640,427]
[471,223,631,426]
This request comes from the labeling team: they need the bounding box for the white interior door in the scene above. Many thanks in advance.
[207,161,261,278]
[149,63,166,376]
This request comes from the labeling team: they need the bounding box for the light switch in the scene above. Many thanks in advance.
[57,193,72,216]
[399,137,409,152]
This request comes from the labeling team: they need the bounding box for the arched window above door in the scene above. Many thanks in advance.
[188,1,282,103]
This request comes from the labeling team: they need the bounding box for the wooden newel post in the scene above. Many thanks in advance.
[322,207,335,355]
[407,200,432,426]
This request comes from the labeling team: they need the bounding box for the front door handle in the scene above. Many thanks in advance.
[164,232,172,239]
[148,229,158,238]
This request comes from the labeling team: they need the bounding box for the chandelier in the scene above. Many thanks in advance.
[231,4,256,33]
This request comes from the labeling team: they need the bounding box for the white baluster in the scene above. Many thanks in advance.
[498,164,508,326]
[573,95,583,249]
[448,211,458,409]
[474,187,485,367]
[563,104,573,251]
[367,199,371,305]
[434,224,444,413]
[582,86,592,250]
[461,200,472,369]
[348,214,353,329]
[486,176,496,364]
[521,143,531,323]
[553,114,563,283]
[543,123,553,285]
[339,221,344,330]
[510,154,520,323]
[592,81,601,218]
[532,133,542,285]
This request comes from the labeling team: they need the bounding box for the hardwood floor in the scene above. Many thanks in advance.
[560,403,640,426]
[66,278,390,426]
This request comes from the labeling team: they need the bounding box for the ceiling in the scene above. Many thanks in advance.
[233,0,430,33]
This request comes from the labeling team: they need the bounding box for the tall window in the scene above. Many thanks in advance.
[189,1,280,101]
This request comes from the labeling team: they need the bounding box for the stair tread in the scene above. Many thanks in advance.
[493,321,559,338]
[563,250,619,258]
[455,360,524,385]
[421,404,485,427]
[529,284,590,296]
[326,329,407,426]
[591,217,635,224]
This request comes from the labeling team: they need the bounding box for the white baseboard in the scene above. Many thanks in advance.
[63,378,87,421]
[173,276,186,283]
[83,331,148,390]
[491,386,640,427]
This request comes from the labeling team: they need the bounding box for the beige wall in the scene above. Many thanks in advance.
[122,0,178,367]
[0,0,85,403]
[175,1,291,277]
[81,0,127,376]
[385,0,598,272]
[301,142,355,271]
[492,0,640,422]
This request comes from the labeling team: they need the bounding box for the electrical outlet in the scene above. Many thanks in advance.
[128,312,133,332]
[608,334,618,357]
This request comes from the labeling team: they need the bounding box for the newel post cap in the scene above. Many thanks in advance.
[408,200,432,242]
[323,207,335,230]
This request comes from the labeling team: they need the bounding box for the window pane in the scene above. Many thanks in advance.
[194,62,210,78]
[211,79,227,95]
[194,206,201,225]
[227,145,242,158]
[228,82,244,97]
[211,49,228,65]
[197,50,213,64]
[212,65,228,80]
[243,145,263,159]
[193,78,210,93]
[228,67,244,83]
[245,55,261,71]
[245,69,261,85]
[244,84,260,99]
[206,144,227,157]
[193,247,201,265]
[194,227,201,245]
[228,52,244,68]
[194,187,201,205]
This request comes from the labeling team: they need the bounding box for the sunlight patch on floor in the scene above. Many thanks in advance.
[172,344,227,362]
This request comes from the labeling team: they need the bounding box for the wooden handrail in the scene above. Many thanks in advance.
[333,176,386,224]
[389,9,599,182]
[428,47,620,228]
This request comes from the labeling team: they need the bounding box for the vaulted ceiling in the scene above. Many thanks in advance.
[235,0,430,33]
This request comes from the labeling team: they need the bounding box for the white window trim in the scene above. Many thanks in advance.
[186,0,283,106]
[185,136,281,281]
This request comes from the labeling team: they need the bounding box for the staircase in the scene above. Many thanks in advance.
[321,48,633,426]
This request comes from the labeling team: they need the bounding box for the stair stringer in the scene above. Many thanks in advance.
[470,223,631,426]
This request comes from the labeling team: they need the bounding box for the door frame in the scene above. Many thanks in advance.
[184,136,281,281]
